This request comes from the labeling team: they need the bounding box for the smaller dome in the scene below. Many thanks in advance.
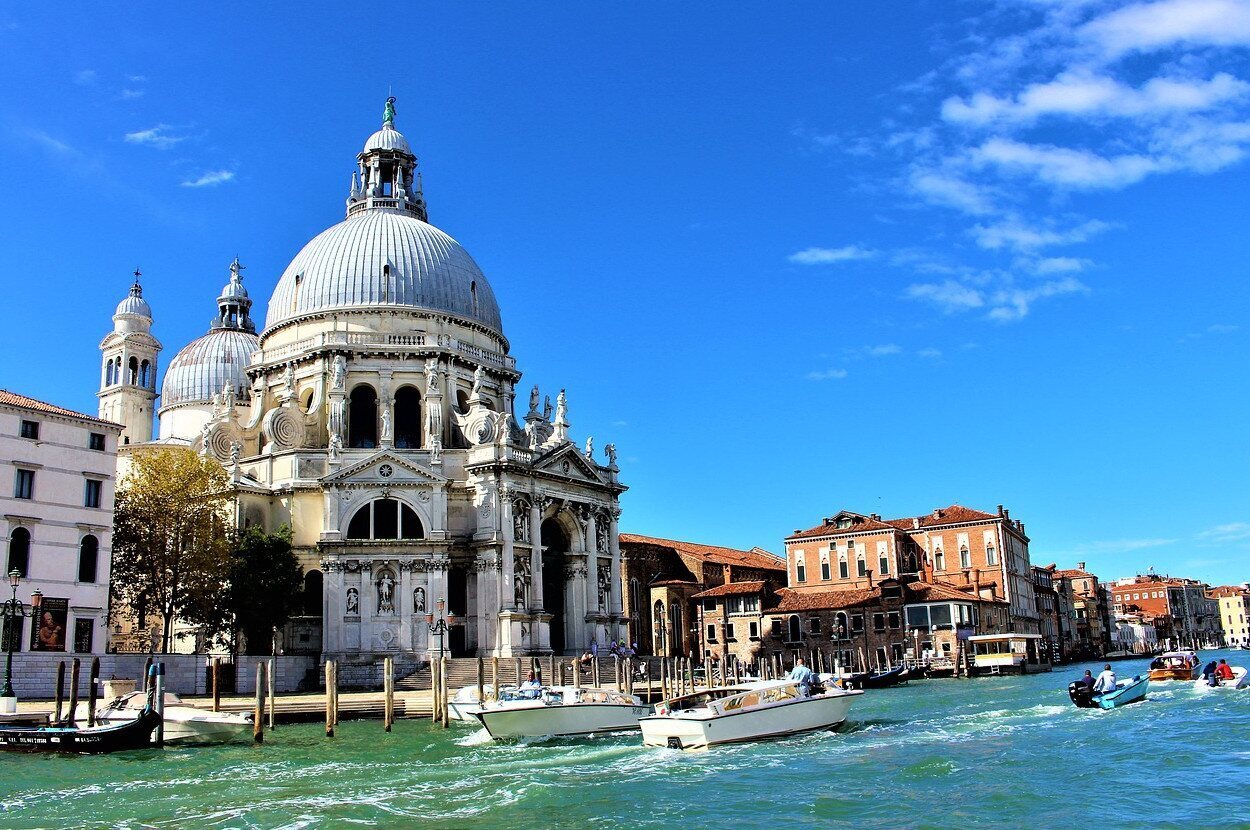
[160,329,260,410]
[116,281,152,318]
[362,124,411,155]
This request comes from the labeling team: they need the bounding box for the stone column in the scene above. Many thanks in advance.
[586,514,601,614]
[398,563,414,651]
[500,496,516,609]
[530,499,544,611]
[324,564,342,654]
[609,507,622,641]
[427,559,449,660]
[476,560,492,655]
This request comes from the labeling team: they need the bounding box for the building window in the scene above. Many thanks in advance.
[345,499,424,540]
[7,528,31,578]
[726,623,736,641]
[888,612,901,630]
[821,559,831,580]
[960,546,971,569]
[14,469,34,500]
[856,557,867,577]
[770,618,782,637]
[834,612,849,639]
[743,595,759,612]
[727,596,744,614]
[84,479,102,509]
[706,624,717,642]
[809,617,821,635]
[89,433,106,451]
[787,615,802,642]
[78,535,99,583]
[873,613,886,632]
[985,544,997,565]
[851,614,864,632]
[879,553,889,576]
[393,386,423,449]
[796,559,806,583]
[348,385,379,449]
[703,599,716,612]
[19,420,39,440]
[749,621,759,640]
[934,548,945,571]
[74,619,94,654]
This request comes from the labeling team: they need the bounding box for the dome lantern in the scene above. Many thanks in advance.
[347,96,428,223]
[212,257,256,333]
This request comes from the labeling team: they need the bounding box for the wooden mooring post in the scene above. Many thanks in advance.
[325,660,336,738]
[87,657,100,727]
[253,661,266,743]
[66,658,81,727]
[614,655,622,693]
[441,654,450,728]
[53,661,65,723]
[514,657,523,687]
[592,656,600,688]
[477,656,486,707]
[267,658,276,730]
[212,658,221,712]
[492,656,499,699]
[384,657,394,732]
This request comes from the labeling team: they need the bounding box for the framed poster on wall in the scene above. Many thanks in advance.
[31,597,68,652]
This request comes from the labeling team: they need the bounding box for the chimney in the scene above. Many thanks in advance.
[725,564,732,584]
[912,518,921,530]
[1076,562,1086,572]
[997,504,1004,516]
[866,569,874,589]
[973,568,981,594]
[1003,508,1010,520]
[1018,522,1025,536]
[823,517,833,525]
[870,513,880,521]
[933,509,942,520]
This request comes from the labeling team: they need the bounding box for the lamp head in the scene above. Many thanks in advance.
[30,589,42,611]
[7,569,18,589]
[437,597,445,615]
[425,613,434,626]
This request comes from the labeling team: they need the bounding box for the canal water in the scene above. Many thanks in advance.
[2,651,1248,829]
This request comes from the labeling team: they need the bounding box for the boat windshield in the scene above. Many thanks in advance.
[577,690,636,705]
[664,687,745,712]
[716,684,799,714]
[499,687,544,702]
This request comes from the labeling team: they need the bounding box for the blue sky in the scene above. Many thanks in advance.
[1,1,1247,586]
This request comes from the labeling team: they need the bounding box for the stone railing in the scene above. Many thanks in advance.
[251,332,515,370]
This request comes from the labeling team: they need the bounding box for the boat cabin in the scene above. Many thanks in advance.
[967,633,1051,675]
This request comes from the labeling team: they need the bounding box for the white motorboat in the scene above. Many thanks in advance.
[470,686,651,739]
[639,679,862,750]
[77,691,253,744]
[1195,665,1250,690]
[449,684,503,722]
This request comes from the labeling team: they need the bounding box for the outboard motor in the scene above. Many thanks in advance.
[1068,680,1096,708]
[1202,661,1219,687]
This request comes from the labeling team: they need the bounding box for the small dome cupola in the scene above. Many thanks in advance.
[114,269,153,322]
[212,257,256,333]
[347,96,428,222]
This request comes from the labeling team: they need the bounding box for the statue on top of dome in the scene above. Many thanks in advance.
[383,96,396,127]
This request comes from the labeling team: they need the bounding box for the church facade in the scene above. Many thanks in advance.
[100,99,626,659]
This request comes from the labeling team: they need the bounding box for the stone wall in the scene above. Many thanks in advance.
[2,653,318,699]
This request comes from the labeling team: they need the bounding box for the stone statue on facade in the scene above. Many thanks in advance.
[229,441,241,468]
[380,406,393,443]
[604,443,617,466]
[514,509,529,543]
[543,395,552,421]
[528,384,540,414]
[377,571,395,614]
[425,361,439,394]
[283,363,295,394]
[327,433,343,463]
[555,390,567,423]
[331,355,346,391]
[221,379,236,413]
[584,436,594,459]
[430,435,443,464]
[346,587,359,615]
[414,586,426,613]
[472,365,485,396]
[383,96,396,126]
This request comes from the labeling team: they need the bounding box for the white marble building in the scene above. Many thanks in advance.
[102,99,626,659]
[1,390,122,656]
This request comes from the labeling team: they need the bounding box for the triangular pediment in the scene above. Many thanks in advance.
[322,449,448,485]
[533,442,606,484]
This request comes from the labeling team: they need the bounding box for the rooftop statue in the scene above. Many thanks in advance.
[383,96,396,126]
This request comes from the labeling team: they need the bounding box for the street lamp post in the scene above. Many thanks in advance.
[2,568,43,709]
[425,598,455,727]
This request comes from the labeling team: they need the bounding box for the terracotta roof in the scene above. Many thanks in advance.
[650,578,697,587]
[772,587,880,612]
[0,389,121,429]
[691,581,768,599]
[1208,586,1250,598]
[619,534,786,573]
[788,505,1005,541]
[909,580,1009,605]
[1054,569,1096,579]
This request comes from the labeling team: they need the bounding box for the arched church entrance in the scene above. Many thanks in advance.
[541,518,569,655]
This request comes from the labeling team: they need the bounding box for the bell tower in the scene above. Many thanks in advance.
[98,270,162,444]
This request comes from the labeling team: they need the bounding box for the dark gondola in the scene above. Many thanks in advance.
[0,707,160,754]
[841,665,910,690]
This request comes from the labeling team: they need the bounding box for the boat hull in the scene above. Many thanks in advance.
[0,709,160,754]
[639,691,857,750]
[473,702,652,739]
[1194,667,1250,690]
[1148,668,1198,681]
[1096,676,1149,709]
[81,702,252,744]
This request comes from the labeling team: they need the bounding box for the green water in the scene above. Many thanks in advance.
[2,652,1249,829]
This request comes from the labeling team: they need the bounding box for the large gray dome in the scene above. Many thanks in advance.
[262,211,503,334]
[160,328,260,410]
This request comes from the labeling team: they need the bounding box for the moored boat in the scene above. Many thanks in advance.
[1068,675,1149,709]
[470,686,651,739]
[79,691,252,744]
[0,707,160,753]
[449,684,501,722]
[639,679,862,750]
[1147,650,1200,681]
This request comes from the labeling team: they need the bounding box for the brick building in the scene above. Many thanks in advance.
[1053,563,1112,659]
[619,534,786,657]
[1032,565,1064,662]
[783,504,1041,635]
[1110,573,1220,649]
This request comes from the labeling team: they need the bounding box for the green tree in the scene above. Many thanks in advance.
[227,526,304,655]
[110,448,232,653]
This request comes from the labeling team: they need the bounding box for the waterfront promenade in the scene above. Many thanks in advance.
[3,651,1248,829]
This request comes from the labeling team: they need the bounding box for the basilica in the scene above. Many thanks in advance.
[98,99,626,660]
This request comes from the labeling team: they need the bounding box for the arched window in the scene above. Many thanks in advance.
[105,360,115,386]
[787,614,802,643]
[834,611,849,639]
[348,386,378,449]
[78,535,99,583]
[985,544,998,566]
[128,356,139,385]
[653,600,666,652]
[303,570,323,616]
[393,386,422,449]
[795,552,806,583]
[7,528,30,578]
[934,547,945,571]
[960,545,971,569]
[139,360,151,388]
[345,499,424,540]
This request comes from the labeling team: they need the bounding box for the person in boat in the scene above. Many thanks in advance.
[1079,669,1095,690]
[519,670,542,698]
[1092,664,1117,695]
[788,656,815,697]
[1216,660,1235,683]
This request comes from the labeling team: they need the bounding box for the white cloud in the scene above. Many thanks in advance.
[906,280,985,313]
[866,344,902,356]
[1082,0,1250,57]
[125,124,186,149]
[27,129,74,155]
[943,71,1248,126]
[972,138,1160,189]
[973,217,1111,251]
[126,74,147,83]
[806,368,849,381]
[1031,256,1090,274]
[1207,323,1239,333]
[788,245,875,265]
[917,347,943,359]
[181,169,235,188]
[74,69,96,85]
[908,168,995,214]
[119,89,145,100]
[1197,522,1250,543]
[986,277,1089,322]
